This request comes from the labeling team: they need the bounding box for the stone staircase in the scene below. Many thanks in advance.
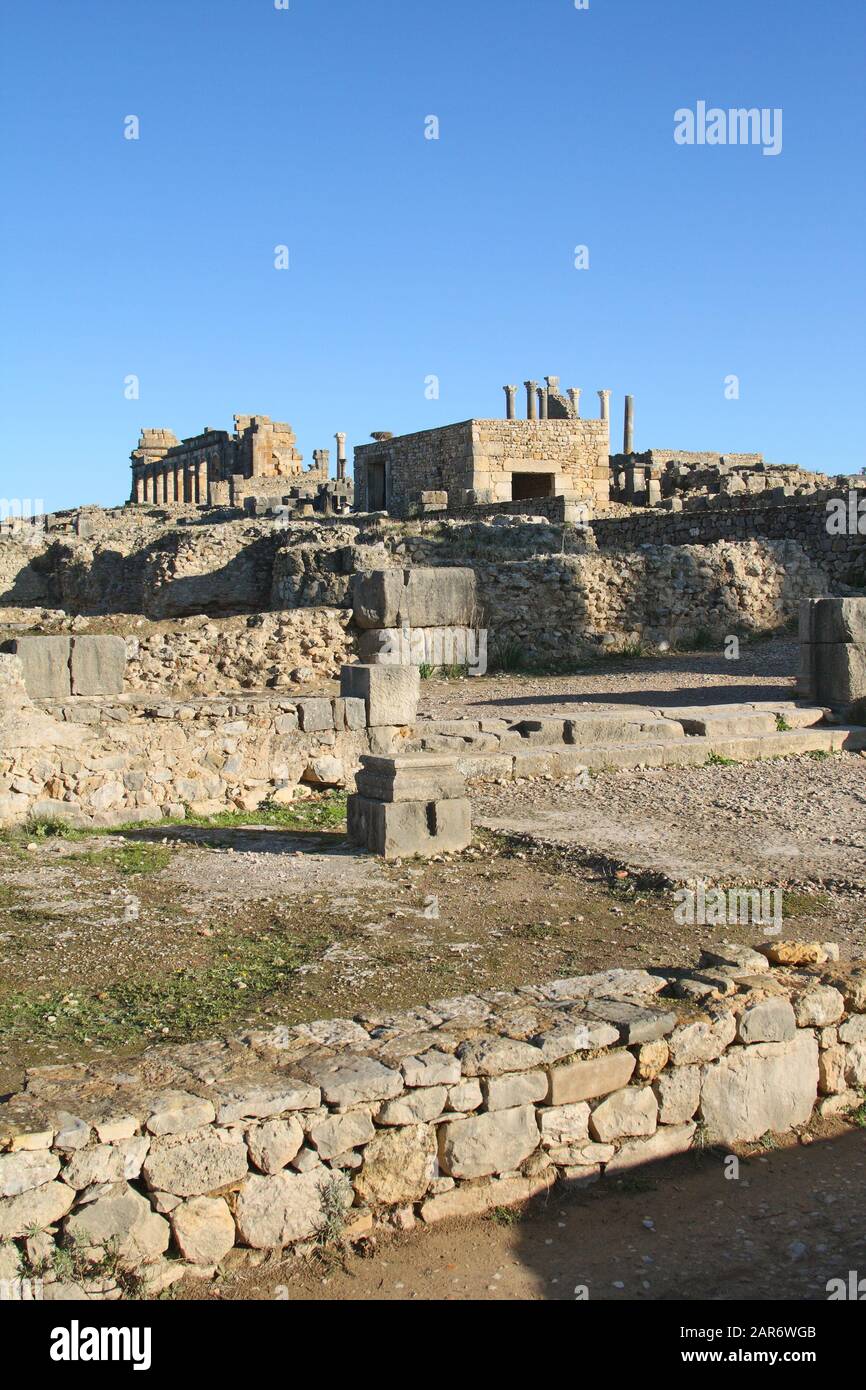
[409,700,866,782]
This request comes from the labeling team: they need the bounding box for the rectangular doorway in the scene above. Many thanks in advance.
[367,458,386,510]
[511,472,555,500]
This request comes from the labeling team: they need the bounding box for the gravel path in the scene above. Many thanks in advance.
[477,752,866,891]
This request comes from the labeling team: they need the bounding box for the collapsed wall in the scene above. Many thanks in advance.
[1,941,862,1297]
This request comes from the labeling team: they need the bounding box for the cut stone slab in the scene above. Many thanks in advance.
[353,1124,437,1206]
[438,1105,540,1180]
[352,567,478,630]
[246,1117,304,1174]
[401,1051,462,1088]
[0,1180,74,1239]
[483,1070,548,1112]
[354,752,466,803]
[668,1011,737,1066]
[64,1183,170,1266]
[420,1169,552,1225]
[700,1031,819,1143]
[70,636,127,696]
[456,1036,545,1077]
[0,1149,60,1197]
[582,999,676,1045]
[530,1020,620,1062]
[653,1066,701,1125]
[308,1109,375,1160]
[538,1102,591,1147]
[347,793,471,860]
[812,597,866,646]
[300,1056,403,1108]
[794,985,844,1027]
[215,1082,320,1124]
[10,636,71,699]
[376,1087,448,1126]
[546,1049,636,1105]
[147,1091,216,1136]
[340,663,420,726]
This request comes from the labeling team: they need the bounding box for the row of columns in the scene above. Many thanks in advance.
[134,458,210,505]
[503,382,609,422]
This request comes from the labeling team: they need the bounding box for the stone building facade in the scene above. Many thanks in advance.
[130,415,328,506]
[353,405,610,517]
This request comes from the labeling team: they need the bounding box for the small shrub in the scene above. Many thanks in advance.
[418,662,434,680]
[490,637,525,673]
[775,715,792,732]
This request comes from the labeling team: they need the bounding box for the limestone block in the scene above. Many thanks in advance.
[589,1086,658,1142]
[546,1049,636,1105]
[347,794,471,860]
[171,1196,236,1265]
[604,1122,696,1174]
[235,1168,351,1249]
[70,636,127,696]
[340,663,419,726]
[814,643,866,704]
[793,985,844,1027]
[299,1056,403,1108]
[0,1149,60,1197]
[653,1066,701,1124]
[141,1128,249,1197]
[0,1180,74,1239]
[354,752,465,803]
[296,698,335,732]
[437,1105,540,1180]
[353,1124,437,1206]
[402,1050,462,1088]
[215,1082,320,1122]
[456,1035,545,1077]
[376,1087,448,1125]
[737,998,797,1044]
[699,1031,819,1143]
[246,1117,304,1174]
[11,636,72,699]
[308,1109,375,1160]
[811,597,866,646]
[483,1070,548,1112]
[64,1183,170,1266]
[352,570,409,629]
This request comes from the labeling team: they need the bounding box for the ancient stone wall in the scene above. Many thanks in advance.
[1,942,861,1296]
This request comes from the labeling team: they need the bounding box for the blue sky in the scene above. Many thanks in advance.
[1,0,864,512]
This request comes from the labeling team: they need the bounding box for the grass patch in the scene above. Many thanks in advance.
[706,752,737,767]
[489,1205,523,1227]
[849,1095,866,1128]
[179,793,348,833]
[0,922,323,1051]
[61,843,172,876]
[775,714,792,732]
[489,636,526,673]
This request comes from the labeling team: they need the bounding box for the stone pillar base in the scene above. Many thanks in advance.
[348,793,472,861]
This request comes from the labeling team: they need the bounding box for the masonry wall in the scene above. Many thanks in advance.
[1,943,862,1296]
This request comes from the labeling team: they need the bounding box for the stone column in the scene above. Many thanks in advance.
[172,463,181,503]
[196,459,208,504]
[568,388,581,418]
[503,385,517,420]
[537,386,549,420]
[598,389,611,422]
[133,471,144,504]
[524,381,538,420]
[623,394,634,454]
[335,432,347,480]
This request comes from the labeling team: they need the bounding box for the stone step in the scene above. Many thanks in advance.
[458,725,866,781]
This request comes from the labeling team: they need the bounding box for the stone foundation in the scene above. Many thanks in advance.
[0,940,861,1298]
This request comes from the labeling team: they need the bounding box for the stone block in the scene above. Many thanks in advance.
[546,1049,636,1105]
[340,663,419,726]
[814,643,866,704]
[699,1031,819,1143]
[354,752,466,803]
[604,1122,696,1174]
[812,597,866,646]
[437,1105,540,1180]
[70,636,127,696]
[589,1086,658,1142]
[352,567,478,629]
[296,698,335,732]
[10,636,72,699]
[347,794,471,860]
[352,570,409,629]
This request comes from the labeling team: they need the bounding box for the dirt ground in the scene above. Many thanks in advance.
[1,639,864,1097]
[184,1118,866,1303]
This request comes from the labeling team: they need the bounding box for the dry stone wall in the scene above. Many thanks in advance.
[0,940,860,1297]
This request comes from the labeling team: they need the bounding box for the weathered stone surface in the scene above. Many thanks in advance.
[530,1019,619,1062]
[61,1145,126,1190]
[457,1036,545,1077]
[446,1079,483,1112]
[793,985,844,1028]
[700,1032,819,1143]
[819,1045,847,1095]
[483,1070,548,1112]
[826,971,866,1013]
[582,999,676,1045]
[737,998,797,1044]
[70,635,127,696]
[235,1168,350,1249]
[170,1196,236,1266]
[699,942,770,974]
[539,969,665,1001]
[438,1106,539,1180]
[114,1136,150,1180]
[668,1011,737,1065]
[376,1087,447,1126]
[0,1149,60,1197]
[348,793,471,860]
[64,1184,170,1265]
[760,941,829,967]
[653,1066,701,1124]
[142,1127,249,1197]
[11,636,72,699]
[300,1056,403,1108]
[246,1117,304,1174]
[308,1109,375,1160]
[845,1042,866,1088]
[420,1169,552,1225]
[353,1125,437,1206]
[146,1091,216,1136]
[590,1086,658,1142]
[538,1102,591,1147]
[340,663,420,727]
[635,1038,670,1081]
[605,1122,696,1174]
[216,1081,320,1122]
[546,1049,636,1105]
[839,1016,866,1045]
[0,1181,74,1239]
[401,1050,461,1088]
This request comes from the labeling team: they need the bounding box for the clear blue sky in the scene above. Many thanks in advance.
[1,0,864,512]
